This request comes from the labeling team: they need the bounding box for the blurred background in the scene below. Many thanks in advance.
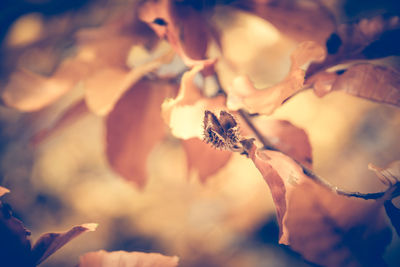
[1,0,400,266]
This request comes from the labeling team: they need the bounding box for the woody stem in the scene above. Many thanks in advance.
[213,74,397,201]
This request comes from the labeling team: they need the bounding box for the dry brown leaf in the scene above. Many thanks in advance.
[308,64,400,107]
[227,41,325,115]
[106,78,178,189]
[1,189,97,266]
[233,0,335,44]
[331,64,400,107]
[78,250,179,267]
[138,0,213,65]
[162,60,223,140]
[84,47,175,116]
[32,223,97,265]
[249,145,391,267]
[247,119,312,168]
[307,15,400,77]
[182,138,232,183]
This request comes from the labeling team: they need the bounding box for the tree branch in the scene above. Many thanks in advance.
[212,74,399,201]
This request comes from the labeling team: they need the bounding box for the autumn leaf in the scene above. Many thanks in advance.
[307,64,400,107]
[78,250,179,267]
[248,146,391,267]
[84,45,175,116]
[0,188,97,267]
[233,0,335,45]
[246,118,312,168]
[226,41,325,115]
[182,138,231,183]
[106,78,177,189]
[138,0,215,66]
[31,223,98,265]
[162,60,224,140]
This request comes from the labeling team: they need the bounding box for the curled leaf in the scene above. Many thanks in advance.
[227,41,325,115]
[32,223,98,265]
[308,64,400,107]
[78,250,179,267]
[249,145,391,267]
[106,78,177,188]
[162,61,223,140]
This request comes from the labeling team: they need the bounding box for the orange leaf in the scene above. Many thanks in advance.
[106,78,178,188]
[331,64,400,107]
[249,146,391,266]
[182,138,232,183]
[162,61,223,140]
[32,223,97,265]
[78,250,179,267]
[1,189,97,266]
[138,0,213,65]
[227,41,325,115]
[246,119,312,168]
[308,64,400,107]
[84,47,175,116]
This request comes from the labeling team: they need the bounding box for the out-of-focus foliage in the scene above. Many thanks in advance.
[0,187,97,267]
[78,250,179,267]
[1,0,400,266]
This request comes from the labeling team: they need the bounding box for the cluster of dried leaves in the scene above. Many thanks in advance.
[1,0,400,266]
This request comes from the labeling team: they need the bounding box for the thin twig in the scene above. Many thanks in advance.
[212,74,399,201]
[238,108,400,200]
